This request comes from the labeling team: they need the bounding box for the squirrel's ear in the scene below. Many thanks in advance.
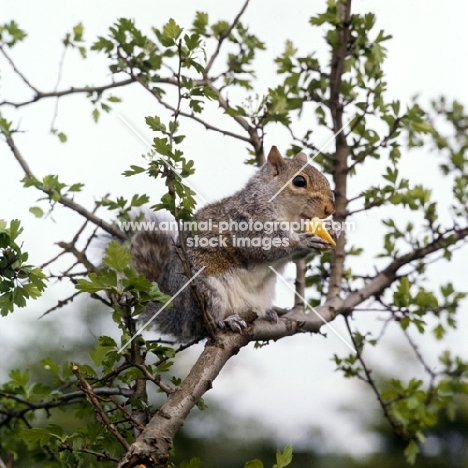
[295,152,308,164]
[266,146,285,176]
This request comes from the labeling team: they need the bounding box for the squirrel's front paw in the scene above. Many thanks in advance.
[300,232,333,252]
[218,315,248,334]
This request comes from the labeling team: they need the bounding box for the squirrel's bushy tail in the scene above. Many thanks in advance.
[129,225,206,341]
[130,229,173,283]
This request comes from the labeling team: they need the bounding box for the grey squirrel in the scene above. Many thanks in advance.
[130,146,335,341]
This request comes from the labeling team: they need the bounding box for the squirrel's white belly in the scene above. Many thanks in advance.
[206,259,289,319]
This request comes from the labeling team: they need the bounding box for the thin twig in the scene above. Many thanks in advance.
[204,0,250,76]
[349,116,402,171]
[0,78,135,108]
[58,443,120,462]
[56,241,98,273]
[0,44,39,92]
[72,365,130,450]
[4,135,126,241]
[39,291,81,318]
[132,72,251,143]
[0,387,133,421]
[344,316,404,437]
[402,328,437,385]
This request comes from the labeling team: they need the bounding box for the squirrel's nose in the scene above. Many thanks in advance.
[324,200,335,217]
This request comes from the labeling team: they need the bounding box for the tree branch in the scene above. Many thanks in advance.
[326,0,352,306]
[293,258,306,309]
[58,443,120,463]
[349,116,402,171]
[344,316,405,437]
[73,365,130,451]
[0,387,133,421]
[204,0,250,76]
[341,225,468,312]
[4,135,127,241]
[0,44,39,93]
[0,78,135,108]
[117,333,250,467]
[212,86,265,165]
[139,79,251,143]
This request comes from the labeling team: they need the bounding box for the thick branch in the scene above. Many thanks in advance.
[117,333,250,467]
[293,258,306,309]
[342,226,468,312]
[327,0,352,305]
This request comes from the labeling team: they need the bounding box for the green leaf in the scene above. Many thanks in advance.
[153,137,171,156]
[184,33,201,51]
[394,277,411,307]
[180,458,203,468]
[68,183,84,192]
[433,324,445,340]
[130,194,150,207]
[0,21,27,46]
[9,368,29,387]
[19,428,51,447]
[8,219,23,243]
[29,206,44,218]
[73,23,84,42]
[47,423,64,438]
[412,120,433,133]
[275,446,293,468]
[92,108,100,122]
[192,11,209,35]
[76,270,118,293]
[0,293,14,316]
[123,165,146,177]
[99,335,117,347]
[146,115,164,132]
[102,241,131,272]
[203,86,219,101]
[89,336,118,366]
[91,36,114,53]
[161,18,183,46]
[41,357,61,375]
[404,440,420,464]
[245,461,264,468]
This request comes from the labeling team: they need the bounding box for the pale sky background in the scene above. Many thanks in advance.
[1,0,468,456]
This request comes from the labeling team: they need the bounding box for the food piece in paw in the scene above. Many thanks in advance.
[305,217,336,248]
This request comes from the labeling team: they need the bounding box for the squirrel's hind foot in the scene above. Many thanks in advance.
[265,309,279,323]
[218,315,248,334]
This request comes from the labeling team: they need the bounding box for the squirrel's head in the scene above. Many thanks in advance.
[265,146,335,222]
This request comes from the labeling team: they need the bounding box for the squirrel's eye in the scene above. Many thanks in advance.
[292,175,307,188]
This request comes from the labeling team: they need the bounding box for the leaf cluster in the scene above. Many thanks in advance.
[0,219,47,315]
